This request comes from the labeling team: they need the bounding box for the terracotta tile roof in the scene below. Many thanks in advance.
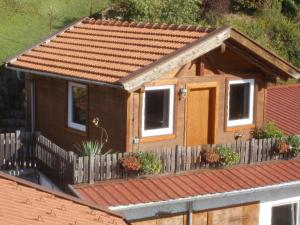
[0,172,128,225]
[74,159,300,207]
[266,85,300,135]
[7,18,213,85]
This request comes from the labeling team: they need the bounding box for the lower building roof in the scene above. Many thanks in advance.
[73,159,300,208]
[0,172,128,225]
[266,84,300,135]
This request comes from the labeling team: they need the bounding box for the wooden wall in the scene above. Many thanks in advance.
[128,47,269,151]
[30,75,127,153]
[131,202,259,225]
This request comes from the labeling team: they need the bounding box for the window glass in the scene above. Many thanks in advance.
[144,89,170,130]
[229,83,250,120]
[271,204,297,225]
[72,85,87,126]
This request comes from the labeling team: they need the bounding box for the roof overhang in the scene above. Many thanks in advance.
[5,22,300,92]
[107,180,300,221]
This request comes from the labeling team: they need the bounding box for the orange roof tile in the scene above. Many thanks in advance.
[7,18,213,85]
[0,172,128,225]
[266,85,300,135]
[74,159,300,207]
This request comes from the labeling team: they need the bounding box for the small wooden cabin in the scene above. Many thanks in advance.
[6,18,300,152]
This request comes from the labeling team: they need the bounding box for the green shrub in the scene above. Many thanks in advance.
[136,152,162,175]
[286,135,300,156]
[231,0,271,14]
[251,122,284,139]
[109,0,200,24]
[215,146,240,166]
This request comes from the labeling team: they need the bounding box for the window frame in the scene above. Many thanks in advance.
[141,85,175,138]
[259,197,300,225]
[227,79,255,127]
[67,82,87,132]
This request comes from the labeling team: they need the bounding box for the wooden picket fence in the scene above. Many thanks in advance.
[0,131,293,188]
[0,130,34,170]
[73,137,283,184]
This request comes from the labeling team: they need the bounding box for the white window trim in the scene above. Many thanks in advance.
[141,85,175,138]
[68,82,87,132]
[227,79,255,127]
[259,196,300,225]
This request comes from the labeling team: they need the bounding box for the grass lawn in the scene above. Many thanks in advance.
[0,0,109,64]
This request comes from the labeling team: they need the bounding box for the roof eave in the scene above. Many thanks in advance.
[5,65,125,90]
[109,180,300,221]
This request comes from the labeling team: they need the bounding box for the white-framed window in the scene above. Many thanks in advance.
[68,82,87,132]
[227,79,255,127]
[141,85,175,137]
[260,197,300,225]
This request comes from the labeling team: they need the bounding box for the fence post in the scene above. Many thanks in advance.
[89,155,95,184]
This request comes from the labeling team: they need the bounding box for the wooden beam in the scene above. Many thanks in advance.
[196,57,205,76]
[226,41,282,79]
[120,27,231,91]
[230,29,299,77]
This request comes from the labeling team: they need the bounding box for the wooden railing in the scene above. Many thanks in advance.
[0,131,293,189]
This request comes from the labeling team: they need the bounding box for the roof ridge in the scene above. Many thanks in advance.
[82,17,216,33]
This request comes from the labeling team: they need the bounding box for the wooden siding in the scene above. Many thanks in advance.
[32,75,127,153]
[128,47,267,151]
[132,203,259,225]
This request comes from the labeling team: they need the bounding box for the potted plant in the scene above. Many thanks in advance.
[215,146,240,166]
[202,148,220,167]
[119,155,141,177]
[275,139,289,154]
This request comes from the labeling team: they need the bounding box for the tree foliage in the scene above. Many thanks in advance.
[108,0,200,24]
[107,0,300,69]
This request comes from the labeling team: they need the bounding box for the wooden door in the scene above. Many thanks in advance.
[186,87,216,146]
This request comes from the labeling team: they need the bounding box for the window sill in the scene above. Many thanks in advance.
[66,127,87,137]
[140,134,176,143]
[225,124,255,132]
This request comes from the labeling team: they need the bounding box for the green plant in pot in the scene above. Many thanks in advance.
[137,152,162,175]
[251,121,284,139]
[286,135,300,156]
[75,117,109,156]
[215,146,240,166]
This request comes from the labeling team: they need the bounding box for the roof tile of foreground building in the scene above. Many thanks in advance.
[7,18,213,84]
[266,84,300,135]
[74,159,300,207]
[0,172,128,225]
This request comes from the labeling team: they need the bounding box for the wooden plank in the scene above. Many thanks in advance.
[244,141,250,164]
[89,156,95,184]
[111,153,117,179]
[106,154,112,180]
[100,155,105,180]
[10,132,16,162]
[186,147,191,171]
[83,156,89,183]
[94,155,100,181]
[0,134,4,167]
[78,157,83,183]
[175,146,182,173]
[267,138,272,160]
[5,133,10,164]
[258,139,263,162]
